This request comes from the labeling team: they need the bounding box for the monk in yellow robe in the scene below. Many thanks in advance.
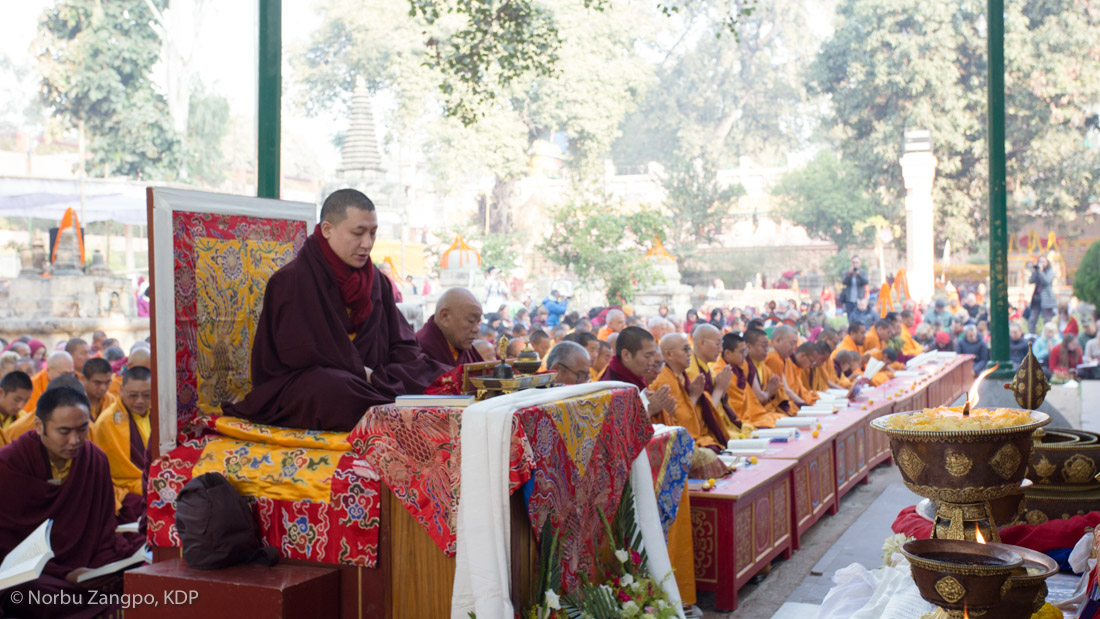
[107,346,151,400]
[765,325,816,413]
[0,371,32,446]
[811,342,849,390]
[799,342,831,393]
[22,351,75,414]
[866,320,897,386]
[899,310,925,357]
[80,358,118,421]
[91,367,152,522]
[596,309,626,342]
[733,329,787,427]
[648,333,727,450]
[687,324,739,436]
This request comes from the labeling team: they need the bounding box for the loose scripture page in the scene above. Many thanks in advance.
[0,520,53,590]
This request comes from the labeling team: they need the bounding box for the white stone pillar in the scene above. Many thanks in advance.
[900,130,937,303]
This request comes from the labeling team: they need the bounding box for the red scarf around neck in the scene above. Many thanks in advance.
[314,224,375,332]
[603,355,646,390]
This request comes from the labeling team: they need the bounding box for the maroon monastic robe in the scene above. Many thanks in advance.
[416,315,483,368]
[119,411,150,524]
[0,432,143,618]
[599,356,647,390]
[223,235,450,430]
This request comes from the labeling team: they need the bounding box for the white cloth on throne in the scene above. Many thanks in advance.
[451,381,684,619]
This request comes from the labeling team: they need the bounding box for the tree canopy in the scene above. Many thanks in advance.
[811,0,1100,251]
[772,150,882,250]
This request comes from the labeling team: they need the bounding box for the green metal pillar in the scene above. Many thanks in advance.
[988,0,1011,375]
[257,0,281,199]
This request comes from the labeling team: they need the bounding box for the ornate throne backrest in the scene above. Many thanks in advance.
[148,188,314,455]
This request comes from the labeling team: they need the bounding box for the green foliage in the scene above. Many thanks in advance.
[480,233,522,274]
[36,0,181,179]
[185,83,230,186]
[1073,240,1100,308]
[403,0,757,126]
[823,249,853,284]
[538,200,667,304]
[661,155,745,257]
[811,0,1100,251]
[613,0,820,168]
[772,151,882,250]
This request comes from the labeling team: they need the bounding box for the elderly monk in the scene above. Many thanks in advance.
[92,367,152,522]
[898,310,925,357]
[0,371,32,444]
[546,341,591,385]
[81,358,118,420]
[22,351,75,414]
[813,342,849,390]
[597,309,626,341]
[416,287,484,367]
[649,333,730,449]
[600,326,673,420]
[223,189,449,431]
[647,317,674,344]
[65,338,91,374]
[687,324,740,435]
[764,325,816,412]
[714,332,783,428]
[0,387,144,619]
[865,320,898,386]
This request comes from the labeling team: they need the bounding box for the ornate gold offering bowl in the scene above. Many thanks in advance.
[989,543,1058,619]
[872,410,1050,540]
[1028,428,1100,489]
[902,539,1022,615]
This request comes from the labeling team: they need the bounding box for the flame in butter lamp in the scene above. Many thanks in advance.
[871,367,1049,542]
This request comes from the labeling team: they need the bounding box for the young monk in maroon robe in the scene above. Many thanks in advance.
[224,189,450,431]
[0,387,144,619]
[416,287,484,368]
[599,326,674,420]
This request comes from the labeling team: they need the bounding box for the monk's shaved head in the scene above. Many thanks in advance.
[320,188,376,225]
[436,287,481,314]
[127,347,152,369]
[771,325,798,358]
[45,351,75,381]
[659,332,688,353]
[692,323,720,340]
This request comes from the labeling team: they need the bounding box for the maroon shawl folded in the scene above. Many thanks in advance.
[600,355,646,390]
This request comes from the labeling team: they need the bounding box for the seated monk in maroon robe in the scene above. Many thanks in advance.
[598,326,673,420]
[224,189,450,431]
[0,387,144,619]
[416,287,484,368]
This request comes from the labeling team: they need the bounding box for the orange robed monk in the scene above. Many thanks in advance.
[648,333,728,450]
[764,325,816,413]
[714,332,784,428]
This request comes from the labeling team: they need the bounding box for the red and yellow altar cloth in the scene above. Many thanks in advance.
[645,425,695,537]
[147,415,380,567]
[347,386,654,590]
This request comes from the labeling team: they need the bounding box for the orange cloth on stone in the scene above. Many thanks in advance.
[667,485,696,605]
[722,358,784,428]
[596,326,615,342]
[91,401,147,514]
[21,369,50,414]
[89,391,119,422]
[648,366,720,449]
[764,351,818,411]
[900,325,924,356]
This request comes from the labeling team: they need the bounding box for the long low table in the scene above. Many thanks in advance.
[690,355,974,611]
